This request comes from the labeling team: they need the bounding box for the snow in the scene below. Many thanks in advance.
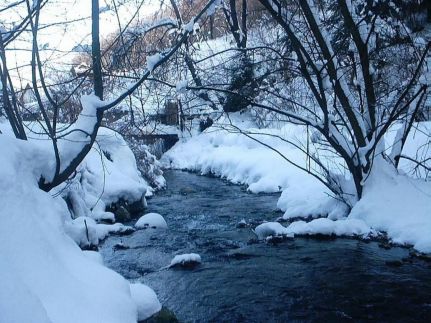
[135,212,168,229]
[183,21,200,33]
[0,117,161,322]
[55,95,103,177]
[129,283,162,321]
[146,53,163,72]
[385,122,431,178]
[0,135,138,323]
[286,218,372,237]
[163,116,431,253]
[278,181,349,221]
[83,251,104,265]
[65,216,134,248]
[1,271,52,323]
[163,116,347,220]
[176,79,188,94]
[67,126,149,210]
[349,158,431,253]
[254,222,293,239]
[206,0,221,17]
[255,219,370,239]
[169,253,202,267]
[12,121,150,224]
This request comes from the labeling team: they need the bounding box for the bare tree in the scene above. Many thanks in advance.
[244,0,430,204]
[167,0,429,206]
[0,0,220,192]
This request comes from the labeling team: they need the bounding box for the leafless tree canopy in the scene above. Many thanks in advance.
[1,0,430,207]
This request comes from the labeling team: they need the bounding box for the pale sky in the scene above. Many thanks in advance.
[2,0,163,87]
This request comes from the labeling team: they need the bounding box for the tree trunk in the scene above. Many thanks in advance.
[92,0,103,100]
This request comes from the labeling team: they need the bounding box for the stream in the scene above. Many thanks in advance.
[100,170,431,322]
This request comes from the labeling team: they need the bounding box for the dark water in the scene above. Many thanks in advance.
[100,170,431,322]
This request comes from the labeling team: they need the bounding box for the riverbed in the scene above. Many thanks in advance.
[100,170,431,322]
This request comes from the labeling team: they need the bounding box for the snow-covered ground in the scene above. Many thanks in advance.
[0,121,161,322]
[0,118,150,244]
[58,124,150,229]
[163,113,349,218]
[254,219,372,240]
[163,116,431,253]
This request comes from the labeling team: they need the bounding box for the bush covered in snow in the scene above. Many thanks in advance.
[127,138,166,190]
[58,126,149,222]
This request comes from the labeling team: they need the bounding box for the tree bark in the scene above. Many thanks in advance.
[92,0,103,100]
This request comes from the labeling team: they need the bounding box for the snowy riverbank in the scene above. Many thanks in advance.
[163,117,431,254]
[0,123,161,322]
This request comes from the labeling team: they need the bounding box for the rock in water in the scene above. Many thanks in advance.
[128,193,148,214]
[236,219,248,228]
[135,213,168,229]
[115,205,131,223]
[169,253,201,269]
[141,307,178,323]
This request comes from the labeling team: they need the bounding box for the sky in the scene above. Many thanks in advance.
[1,0,163,87]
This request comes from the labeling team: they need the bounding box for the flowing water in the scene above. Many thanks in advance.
[100,170,431,322]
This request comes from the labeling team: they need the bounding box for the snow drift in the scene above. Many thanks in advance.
[0,124,160,322]
[0,135,138,323]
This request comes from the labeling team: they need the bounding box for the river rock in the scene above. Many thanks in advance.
[107,194,148,222]
[128,194,148,214]
[115,205,131,223]
[135,213,168,229]
[110,226,135,236]
[113,242,130,251]
[141,307,178,323]
[169,253,201,269]
[236,219,248,228]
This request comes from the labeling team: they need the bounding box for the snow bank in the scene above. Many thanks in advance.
[164,117,431,253]
[349,159,431,253]
[163,116,346,219]
[254,222,293,239]
[135,212,168,229]
[286,218,372,237]
[83,251,104,265]
[169,253,202,267]
[0,135,138,323]
[65,216,134,248]
[0,119,150,225]
[60,126,149,222]
[255,219,370,240]
[130,284,162,321]
[385,122,431,178]
[86,127,149,204]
